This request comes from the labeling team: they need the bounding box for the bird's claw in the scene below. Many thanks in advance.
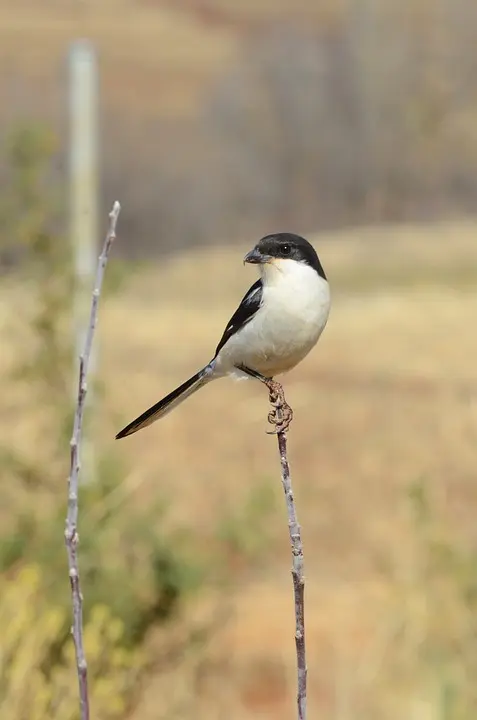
[265,382,293,434]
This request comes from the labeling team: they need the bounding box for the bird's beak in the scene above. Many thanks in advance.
[244,247,269,265]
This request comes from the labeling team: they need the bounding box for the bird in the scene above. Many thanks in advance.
[115,232,330,439]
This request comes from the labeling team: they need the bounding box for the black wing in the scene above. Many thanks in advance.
[214,279,263,356]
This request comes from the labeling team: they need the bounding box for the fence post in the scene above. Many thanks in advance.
[69,39,99,484]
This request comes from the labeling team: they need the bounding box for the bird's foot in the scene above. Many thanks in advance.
[265,379,293,434]
[235,366,293,434]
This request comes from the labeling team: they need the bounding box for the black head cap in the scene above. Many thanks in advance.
[245,232,326,280]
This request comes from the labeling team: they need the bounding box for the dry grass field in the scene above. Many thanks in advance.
[2,221,477,717]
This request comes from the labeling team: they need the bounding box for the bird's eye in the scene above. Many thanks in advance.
[281,244,291,255]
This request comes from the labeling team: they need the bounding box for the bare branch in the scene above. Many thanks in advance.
[267,381,307,720]
[65,201,121,720]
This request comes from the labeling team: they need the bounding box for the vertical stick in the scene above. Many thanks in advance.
[277,428,307,720]
[65,202,121,720]
[69,39,99,483]
[266,380,307,719]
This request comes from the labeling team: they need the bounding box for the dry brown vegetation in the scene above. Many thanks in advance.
[2,222,477,717]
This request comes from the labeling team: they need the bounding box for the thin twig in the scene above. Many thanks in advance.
[268,382,307,720]
[65,201,121,720]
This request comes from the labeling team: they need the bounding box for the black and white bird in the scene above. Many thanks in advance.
[116,233,330,439]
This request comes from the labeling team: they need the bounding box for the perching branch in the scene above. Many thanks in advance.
[267,381,307,720]
[65,201,121,720]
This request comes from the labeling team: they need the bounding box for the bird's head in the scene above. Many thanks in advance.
[244,233,326,279]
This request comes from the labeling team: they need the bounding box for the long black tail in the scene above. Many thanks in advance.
[116,368,210,439]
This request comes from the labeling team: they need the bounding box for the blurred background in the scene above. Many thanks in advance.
[1,0,477,718]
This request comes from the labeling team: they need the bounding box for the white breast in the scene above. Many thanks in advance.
[218,258,330,378]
